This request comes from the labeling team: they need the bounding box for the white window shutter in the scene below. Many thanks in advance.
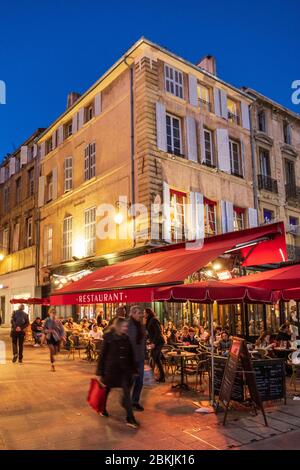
[220,89,228,119]
[156,102,167,152]
[162,181,171,242]
[52,132,56,150]
[241,102,250,130]
[20,146,28,166]
[0,167,5,184]
[214,88,221,116]
[33,144,38,159]
[57,125,64,145]
[248,208,258,228]
[186,116,198,162]
[9,157,16,176]
[78,108,84,129]
[199,120,206,163]
[52,167,58,201]
[38,176,45,207]
[72,113,78,134]
[40,142,46,160]
[185,191,195,240]
[94,92,102,116]
[216,128,230,173]
[188,74,198,107]
[195,192,204,242]
[221,200,234,233]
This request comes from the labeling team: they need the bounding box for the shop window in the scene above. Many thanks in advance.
[170,189,186,242]
[247,305,264,336]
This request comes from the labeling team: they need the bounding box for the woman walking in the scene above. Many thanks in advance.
[44,307,65,372]
[144,308,165,383]
[96,317,139,428]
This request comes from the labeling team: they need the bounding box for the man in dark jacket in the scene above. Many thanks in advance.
[11,304,29,363]
[145,308,165,383]
[127,306,146,411]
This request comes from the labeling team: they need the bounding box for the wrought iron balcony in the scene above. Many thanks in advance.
[198,98,211,112]
[228,111,240,125]
[285,183,299,200]
[257,174,278,193]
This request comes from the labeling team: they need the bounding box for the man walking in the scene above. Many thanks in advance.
[127,305,146,411]
[11,304,29,363]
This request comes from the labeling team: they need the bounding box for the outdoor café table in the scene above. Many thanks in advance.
[166,350,196,390]
[178,344,199,352]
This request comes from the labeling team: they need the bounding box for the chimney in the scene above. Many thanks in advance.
[197,55,217,76]
[66,92,81,110]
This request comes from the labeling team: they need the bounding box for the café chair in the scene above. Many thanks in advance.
[68,335,86,360]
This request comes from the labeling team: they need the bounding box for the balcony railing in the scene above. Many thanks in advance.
[228,111,240,125]
[198,98,211,112]
[257,174,278,193]
[285,183,299,200]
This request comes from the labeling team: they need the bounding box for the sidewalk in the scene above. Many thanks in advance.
[0,327,300,450]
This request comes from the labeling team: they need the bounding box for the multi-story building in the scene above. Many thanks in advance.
[244,88,300,260]
[0,129,44,323]
[36,38,257,318]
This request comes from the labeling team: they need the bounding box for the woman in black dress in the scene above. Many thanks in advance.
[44,307,65,372]
[96,317,138,428]
[144,308,166,383]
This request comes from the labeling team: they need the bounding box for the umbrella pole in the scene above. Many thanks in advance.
[210,302,215,406]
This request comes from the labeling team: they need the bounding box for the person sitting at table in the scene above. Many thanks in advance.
[276,323,292,345]
[199,325,210,343]
[81,318,90,331]
[89,324,103,340]
[89,318,97,330]
[167,328,179,347]
[65,317,74,332]
[214,326,222,343]
[217,332,231,355]
[31,317,44,346]
[255,330,274,349]
[179,326,189,342]
[165,321,174,336]
[182,327,199,346]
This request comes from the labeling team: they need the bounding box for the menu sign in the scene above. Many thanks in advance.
[252,359,286,403]
[214,357,243,402]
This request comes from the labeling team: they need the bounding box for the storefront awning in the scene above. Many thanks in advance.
[50,222,286,305]
[10,298,50,306]
[154,280,275,304]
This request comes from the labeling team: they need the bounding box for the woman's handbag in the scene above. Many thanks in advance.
[87,378,107,413]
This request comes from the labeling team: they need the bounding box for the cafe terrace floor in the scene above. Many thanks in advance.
[1,327,300,451]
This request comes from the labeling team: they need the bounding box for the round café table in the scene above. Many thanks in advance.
[167,350,196,390]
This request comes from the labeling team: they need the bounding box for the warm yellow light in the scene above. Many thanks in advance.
[212,262,222,271]
[0,253,5,261]
[114,212,124,225]
[206,270,213,277]
[73,236,85,259]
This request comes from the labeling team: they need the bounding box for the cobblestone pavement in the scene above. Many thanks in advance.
[1,327,300,450]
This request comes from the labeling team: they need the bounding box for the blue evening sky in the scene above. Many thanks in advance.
[0,0,299,158]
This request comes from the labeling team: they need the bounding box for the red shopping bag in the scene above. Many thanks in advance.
[87,378,107,414]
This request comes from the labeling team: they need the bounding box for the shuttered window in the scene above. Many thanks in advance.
[84,207,96,256]
[84,143,96,181]
[64,157,73,192]
[233,207,245,231]
[44,225,53,266]
[170,189,187,242]
[166,114,182,156]
[203,129,214,166]
[164,64,183,99]
[229,139,242,177]
[63,216,73,261]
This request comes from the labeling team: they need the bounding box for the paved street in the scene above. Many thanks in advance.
[1,327,300,451]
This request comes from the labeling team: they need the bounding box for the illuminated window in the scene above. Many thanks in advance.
[84,207,96,256]
[44,225,53,266]
[63,216,73,261]
[164,64,183,99]
[166,114,182,156]
[204,198,217,236]
[84,143,96,180]
[170,189,186,242]
[46,172,53,202]
[64,157,73,192]
[64,120,73,139]
[233,207,245,231]
[198,84,211,111]
[227,98,240,125]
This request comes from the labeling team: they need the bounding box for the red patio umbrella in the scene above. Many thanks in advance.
[223,264,300,290]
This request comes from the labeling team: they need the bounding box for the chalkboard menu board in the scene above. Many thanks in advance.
[214,356,244,402]
[252,359,286,402]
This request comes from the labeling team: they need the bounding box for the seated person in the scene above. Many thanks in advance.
[65,317,75,332]
[178,326,189,342]
[81,318,90,331]
[217,332,231,352]
[31,317,44,346]
[89,318,97,330]
[255,330,274,349]
[89,324,103,340]
[165,321,174,335]
[276,324,292,344]
[182,327,199,346]
[199,325,210,343]
[167,328,179,346]
[214,326,223,343]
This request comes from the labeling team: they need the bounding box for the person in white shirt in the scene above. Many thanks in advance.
[89,324,103,340]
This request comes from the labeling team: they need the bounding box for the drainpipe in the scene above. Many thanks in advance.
[249,102,259,212]
[124,56,136,247]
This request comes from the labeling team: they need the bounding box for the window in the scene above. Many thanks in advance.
[229,139,242,176]
[257,110,266,132]
[85,103,94,122]
[233,207,245,231]
[12,222,20,252]
[198,84,211,111]
[227,98,240,125]
[84,207,96,256]
[164,64,183,99]
[26,217,33,247]
[204,198,217,236]
[283,121,292,145]
[44,225,53,266]
[64,120,73,139]
[16,177,22,205]
[288,216,298,234]
[203,129,214,166]
[84,143,96,181]
[166,114,182,156]
[285,159,295,186]
[170,189,186,242]
[28,146,34,162]
[15,158,20,173]
[64,157,73,192]
[3,186,9,212]
[259,149,270,177]
[2,228,9,254]
[46,137,53,154]
[46,172,53,202]
[28,168,34,197]
[263,208,274,224]
[4,166,9,181]
[63,216,73,261]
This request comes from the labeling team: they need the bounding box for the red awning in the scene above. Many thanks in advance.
[10,298,50,306]
[50,222,286,305]
[281,287,300,301]
[154,280,276,304]
[224,263,300,290]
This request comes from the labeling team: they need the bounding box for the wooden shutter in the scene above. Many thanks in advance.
[38,176,45,207]
[186,116,198,162]
[156,102,167,152]
[0,167,5,184]
[78,108,84,129]
[199,119,206,163]
[248,208,258,228]
[185,191,195,240]
[216,129,230,173]
[33,144,38,159]
[162,181,171,242]
[9,157,16,176]
[40,142,46,160]
[188,74,198,107]
[241,101,250,130]
[52,167,58,200]
[214,88,221,116]
[94,92,102,116]
[221,200,234,233]
[220,89,228,119]
[72,113,78,134]
[57,125,64,145]
[52,132,56,150]
[20,146,28,166]
[195,192,204,242]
